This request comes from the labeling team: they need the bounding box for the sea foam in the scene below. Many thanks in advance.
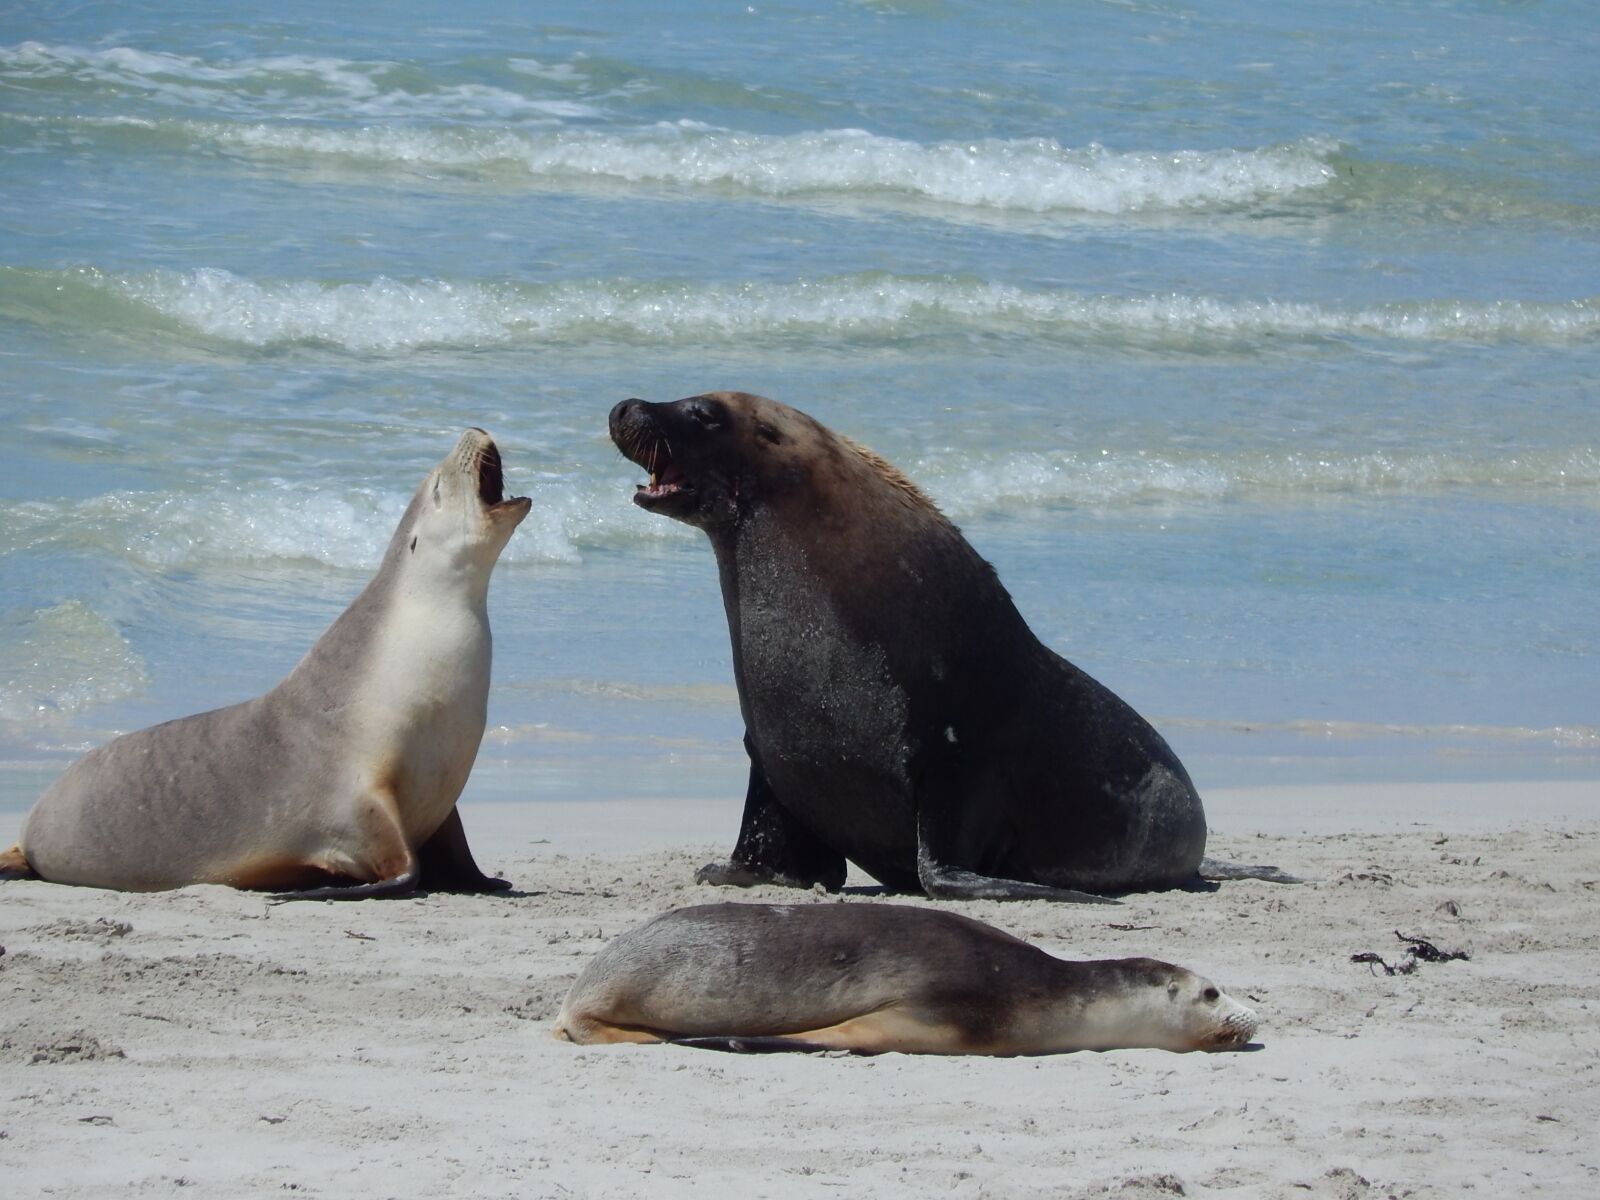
[52,267,1600,352]
[0,601,149,723]
[3,43,1336,214]
[922,447,1600,515]
[189,121,1340,213]
[0,42,599,121]
[0,479,685,573]
[4,446,1594,575]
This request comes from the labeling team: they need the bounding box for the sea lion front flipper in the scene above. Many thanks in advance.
[667,1035,843,1055]
[415,807,511,893]
[914,769,1120,904]
[1197,858,1302,885]
[0,843,38,881]
[696,744,846,892]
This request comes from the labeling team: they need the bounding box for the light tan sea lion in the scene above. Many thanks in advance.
[555,902,1260,1056]
[1,429,529,899]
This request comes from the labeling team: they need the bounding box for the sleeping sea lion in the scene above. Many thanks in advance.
[0,429,529,898]
[608,392,1293,901]
[555,902,1260,1055]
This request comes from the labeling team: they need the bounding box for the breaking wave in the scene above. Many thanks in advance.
[1,123,1338,219]
[0,41,600,121]
[159,120,1340,214]
[5,266,1595,354]
[3,446,1594,573]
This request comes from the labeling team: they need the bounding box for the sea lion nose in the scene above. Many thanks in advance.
[609,398,649,445]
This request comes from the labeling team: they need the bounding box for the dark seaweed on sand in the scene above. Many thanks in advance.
[1351,930,1470,976]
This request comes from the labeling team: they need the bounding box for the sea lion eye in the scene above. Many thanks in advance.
[409,536,417,554]
[688,401,723,430]
[432,477,442,507]
[1203,986,1220,1002]
[755,421,783,445]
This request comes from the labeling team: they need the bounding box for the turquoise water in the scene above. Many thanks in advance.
[2,1,1597,816]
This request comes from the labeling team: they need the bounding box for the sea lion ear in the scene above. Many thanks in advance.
[755,421,783,445]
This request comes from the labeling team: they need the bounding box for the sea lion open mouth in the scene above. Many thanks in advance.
[470,435,530,515]
[476,440,504,506]
[639,453,690,501]
[609,401,700,515]
[632,443,698,514]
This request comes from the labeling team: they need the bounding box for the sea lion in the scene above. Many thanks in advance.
[609,392,1293,902]
[555,902,1260,1055]
[0,429,529,898]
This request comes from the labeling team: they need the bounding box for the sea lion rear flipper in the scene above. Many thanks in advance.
[272,866,423,903]
[1197,858,1302,885]
[272,791,422,902]
[918,862,1120,904]
[0,843,38,881]
[696,748,846,892]
[914,770,1120,904]
[415,807,511,893]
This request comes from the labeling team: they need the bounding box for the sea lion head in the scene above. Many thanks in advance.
[1063,959,1259,1053]
[609,392,821,529]
[395,428,531,574]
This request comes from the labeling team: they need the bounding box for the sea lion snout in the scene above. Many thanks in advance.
[1195,987,1258,1051]
[610,397,708,519]
[445,428,530,525]
[608,398,648,444]
[1205,1003,1259,1050]
[609,398,658,467]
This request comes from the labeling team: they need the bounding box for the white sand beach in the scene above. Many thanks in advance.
[3,782,1598,1198]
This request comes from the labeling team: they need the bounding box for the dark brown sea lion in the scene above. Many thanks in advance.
[555,902,1260,1055]
[608,392,1293,901]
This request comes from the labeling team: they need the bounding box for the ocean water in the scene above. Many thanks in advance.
[2,1,1597,820]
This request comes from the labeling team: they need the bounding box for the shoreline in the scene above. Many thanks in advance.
[7,764,1597,845]
[447,778,1600,856]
